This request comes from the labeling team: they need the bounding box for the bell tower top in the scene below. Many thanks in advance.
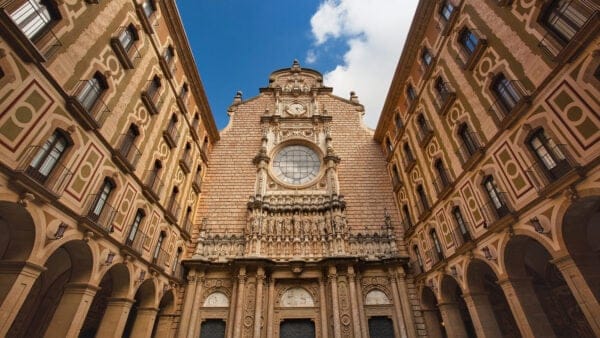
[263,60,332,94]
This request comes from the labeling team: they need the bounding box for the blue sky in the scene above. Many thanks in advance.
[176,0,418,130]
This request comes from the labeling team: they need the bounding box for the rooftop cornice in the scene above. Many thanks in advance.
[162,0,220,141]
[374,0,436,141]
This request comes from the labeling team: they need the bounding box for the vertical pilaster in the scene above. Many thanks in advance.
[328,265,342,337]
[497,276,556,337]
[395,267,417,338]
[44,282,99,338]
[253,267,265,338]
[462,292,502,338]
[319,275,329,338]
[266,276,275,338]
[187,270,205,338]
[354,272,369,338]
[0,261,45,337]
[178,268,198,338]
[95,297,136,337]
[233,267,247,338]
[388,269,408,338]
[347,266,362,338]
[552,254,600,336]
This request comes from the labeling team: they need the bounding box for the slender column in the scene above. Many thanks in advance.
[437,302,468,338]
[0,261,45,337]
[130,307,160,338]
[395,267,417,338]
[497,276,555,337]
[328,265,342,338]
[347,266,362,338]
[319,276,329,338]
[44,282,99,338]
[253,267,265,338]
[266,276,275,338]
[188,271,205,338]
[95,297,136,337]
[226,278,239,338]
[387,270,408,338]
[354,273,369,338]
[552,254,600,336]
[178,268,198,338]
[462,292,502,338]
[233,267,247,338]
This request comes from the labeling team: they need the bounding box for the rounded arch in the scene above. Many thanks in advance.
[0,201,36,261]
[439,274,463,303]
[280,287,315,307]
[132,277,158,308]
[364,289,391,305]
[203,291,229,307]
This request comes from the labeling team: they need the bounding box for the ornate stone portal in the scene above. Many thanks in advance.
[182,61,416,338]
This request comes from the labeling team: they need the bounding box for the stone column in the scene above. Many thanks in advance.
[44,282,99,338]
[226,279,239,338]
[328,265,342,338]
[354,273,369,338]
[0,261,45,337]
[437,302,468,338]
[497,276,555,337]
[253,267,265,338]
[95,297,136,337]
[347,266,362,338]
[319,276,329,338]
[154,313,177,338]
[421,308,444,338]
[233,267,247,338]
[387,270,408,338]
[266,276,275,338]
[187,272,205,338]
[178,268,198,338]
[395,267,417,338]
[462,292,502,338]
[130,307,159,338]
[552,254,600,336]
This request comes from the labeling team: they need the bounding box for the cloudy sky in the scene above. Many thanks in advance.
[177,0,418,129]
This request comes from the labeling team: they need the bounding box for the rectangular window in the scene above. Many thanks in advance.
[543,0,589,43]
[10,0,53,40]
[459,29,479,54]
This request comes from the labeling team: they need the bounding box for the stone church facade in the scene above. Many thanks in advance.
[0,0,599,337]
[178,61,417,338]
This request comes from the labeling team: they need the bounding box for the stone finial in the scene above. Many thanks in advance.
[350,91,359,103]
[232,91,243,105]
[291,59,301,72]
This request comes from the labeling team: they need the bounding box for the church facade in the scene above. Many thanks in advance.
[178,61,416,338]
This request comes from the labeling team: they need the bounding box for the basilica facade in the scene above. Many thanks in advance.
[0,0,599,338]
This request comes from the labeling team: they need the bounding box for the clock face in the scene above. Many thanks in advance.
[286,103,306,116]
[272,145,321,185]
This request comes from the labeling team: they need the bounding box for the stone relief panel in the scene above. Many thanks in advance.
[203,292,229,307]
[281,287,315,307]
[365,290,391,305]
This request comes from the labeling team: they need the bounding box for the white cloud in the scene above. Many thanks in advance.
[309,0,418,128]
[306,49,317,64]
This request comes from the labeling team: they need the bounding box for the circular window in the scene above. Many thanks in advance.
[272,145,321,185]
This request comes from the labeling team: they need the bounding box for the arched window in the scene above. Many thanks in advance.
[402,204,413,229]
[386,138,393,153]
[90,178,115,221]
[163,45,175,65]
[142,0,157,18]
[392,164,401,186]
[119,124,139,156]
[406,84,417,102]
[147,75,161,99]
[483,176,509,218]
[9,0,61,41]
[164,114,179,148]
[192,165,202,192]
[126,209,145,245]
[192,112,200,129]
[434,159,450,188]
[491,73,520,112]
[118,24,139,52]
[180,83,189,101]
[416,184,430,213]
[430,229,444,261]
[452,206,471,242]
[152,231,166,264]
[541,0,590,44]
[29,129,71,181]
[394,113,403,132]
[202,136,210,153]
[458,123,479,157]
[459,27,480,55]
[403,143,414,162]
[76,72,107,112]
[413,245,423,272]
[183,206,193,232]
[172,247,183,273]
[439,1,454,21]
[527,128,570,179]
[421,48,433,66]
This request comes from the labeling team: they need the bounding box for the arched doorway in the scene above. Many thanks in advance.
[420,286,445,338]
[466,259,520,337]
[504,235,595,337]
[562,196,600,302]
[439,275,476,337]
[7,240,95,337]
[123,278,157,338]
[151,289,176,337]
[79,263,131,337]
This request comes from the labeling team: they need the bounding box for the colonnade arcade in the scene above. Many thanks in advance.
[417,194,600,338]
[0,200,177,338]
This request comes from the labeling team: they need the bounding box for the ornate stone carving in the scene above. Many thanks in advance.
[203,292,229,307]
[365,289,391,305]
[280,287,315,307]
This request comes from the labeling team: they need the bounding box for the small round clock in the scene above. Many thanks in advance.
[272,145,321,185]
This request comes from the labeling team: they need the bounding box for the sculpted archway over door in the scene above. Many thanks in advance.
[280,287,315,307]
[203,292,229,307]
